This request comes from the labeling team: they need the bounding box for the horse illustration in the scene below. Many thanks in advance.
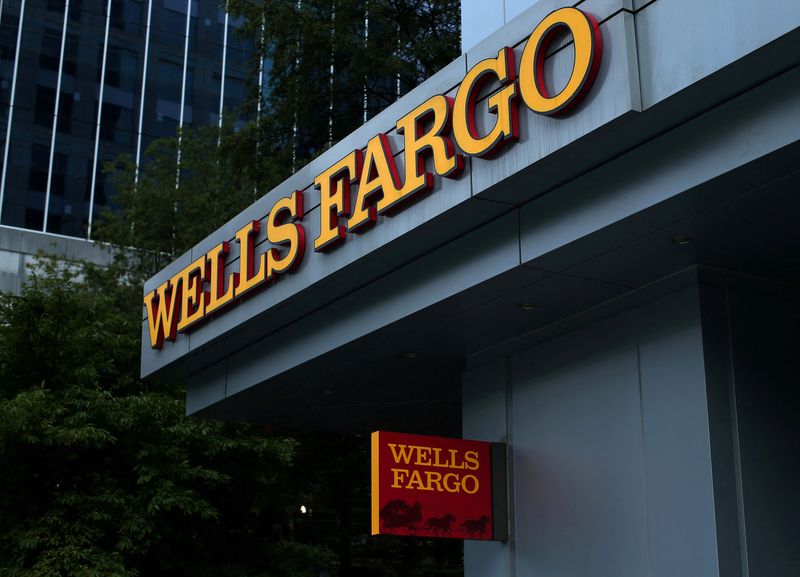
[425,513,456,536]
[380,500,423,532]
[461,515,490,538]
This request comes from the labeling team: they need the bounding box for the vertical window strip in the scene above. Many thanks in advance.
[0,0,27,223]
[218,2,230,130]
[178,0,192,132]
[176,0,192,188]
[291,0,301,170]
[257,16,265,118]
[135,0,155,184]
[87,0,113,239]
[363,1,368,124]
[43,0,71,232]
[328,4,335,148]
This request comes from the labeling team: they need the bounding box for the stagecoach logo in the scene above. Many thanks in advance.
[371,431,506,540]
[143,7,603,350]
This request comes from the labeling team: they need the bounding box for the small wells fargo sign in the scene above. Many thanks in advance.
[371,431,507,540]
[144,7,602,350]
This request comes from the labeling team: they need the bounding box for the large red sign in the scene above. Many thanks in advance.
[371,431,505,540]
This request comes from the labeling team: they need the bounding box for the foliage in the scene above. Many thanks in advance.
[0,260,322,577]
[228,0,461,162]
[96,123,294,281]
[1,1,466,575]
[96,1,462,271]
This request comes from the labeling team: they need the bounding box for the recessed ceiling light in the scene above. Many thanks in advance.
[517,302,537,311]
[671,235,693,246]
[402,352,419,359]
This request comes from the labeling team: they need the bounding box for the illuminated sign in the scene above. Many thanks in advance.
[371,431,507,540]
[144,7,602,349]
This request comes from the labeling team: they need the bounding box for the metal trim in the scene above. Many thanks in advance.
[87,0,113,239]
[178,0,192,132]
[0,0,27,223]
[135,0,155,183]
[43,0,71,232]
[219,3,229,129]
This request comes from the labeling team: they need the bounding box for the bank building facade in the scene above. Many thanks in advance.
[139,0,799,575]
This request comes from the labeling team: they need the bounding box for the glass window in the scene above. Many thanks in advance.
[39,28,61,71]
[163,0,197,15]
[0,12,21,62]
[69,0,83,22]
[51,153,68,197]
[27,145,49,192]
[100,103,134,144]
[111,0,144,32]
[35,86,56,127]
[62,33,79,76]
[57,91,74,134]
[105,46,139,90]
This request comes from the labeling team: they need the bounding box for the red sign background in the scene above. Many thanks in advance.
[371,431,494,540]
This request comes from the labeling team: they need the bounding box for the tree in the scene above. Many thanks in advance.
[97,123,292,281]
[0,2,466,575]
[228,0,461,163]
[0,259,326,577]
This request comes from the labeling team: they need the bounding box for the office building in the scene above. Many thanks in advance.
[0,0,255,239]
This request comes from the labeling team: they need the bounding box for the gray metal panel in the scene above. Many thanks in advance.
[463,360,513,577]
[142,2,648,377]
[470,11,641,200]
[185,361,226,416]
[636,286,720,577]
[142,59,473,376]
[466,0,629,66]
[635,0,800,109]
[224,211,522,396]
[462,0,505,53]
[463,359,508,442]
[158,195,512,380]
[518,65,800,270]
[510,311,649,577]
[141,318,188,376]
[725,283,800,577]
[562,158,800,288]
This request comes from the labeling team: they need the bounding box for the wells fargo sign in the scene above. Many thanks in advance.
[371,431,507,540]
[144,7,602,349]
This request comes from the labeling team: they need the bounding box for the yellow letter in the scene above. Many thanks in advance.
[461,474,480,494]
[453,46,519,157]
[519,7,602,116]
[426,471,444,492]
[388,444,415,465]
[314,150,362,251]
[389,95,464,212]
[414,446,433,466]
[234,220,268,297]
[407,470,425,490]
[391,468,409,489]
[443,473,461,493]
[267,190,306,275]
[176,254,207,332]
[143,276,182,349]
[349,134,402,232]
[205,241,237,315]
[464,450,480,471]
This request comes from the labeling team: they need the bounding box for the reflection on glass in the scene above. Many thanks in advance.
[1,0,258,237]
